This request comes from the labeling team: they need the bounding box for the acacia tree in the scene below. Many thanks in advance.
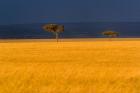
[102,31,119,38]
[43,24,64,42]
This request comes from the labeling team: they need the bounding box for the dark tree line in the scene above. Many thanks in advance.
[42,23,120,42]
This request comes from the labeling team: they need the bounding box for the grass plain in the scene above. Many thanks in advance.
[0,38,140,93]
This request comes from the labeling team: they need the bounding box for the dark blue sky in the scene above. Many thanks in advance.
[0,0,140,25]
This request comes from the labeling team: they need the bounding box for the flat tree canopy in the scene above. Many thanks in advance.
[42,24,64,42]
[43,24,64,33]
[102,31,119,38]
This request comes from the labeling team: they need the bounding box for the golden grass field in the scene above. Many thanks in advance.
[0,38,140,93]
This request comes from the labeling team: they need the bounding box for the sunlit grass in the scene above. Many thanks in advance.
[0,39,140,93]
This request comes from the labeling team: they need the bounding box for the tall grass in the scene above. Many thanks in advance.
[0,40,140,93]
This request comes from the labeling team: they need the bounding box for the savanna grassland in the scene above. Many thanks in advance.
[0,39,140,93]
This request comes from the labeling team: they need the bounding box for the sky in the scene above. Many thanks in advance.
[0,0,140,25]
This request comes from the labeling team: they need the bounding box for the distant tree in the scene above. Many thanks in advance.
[102,30,119,38]
[43,24,64,42]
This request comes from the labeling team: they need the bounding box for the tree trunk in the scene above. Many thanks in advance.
[108,35,112,41]
[55,32,59,42]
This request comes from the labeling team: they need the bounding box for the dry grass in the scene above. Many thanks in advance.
[0,39,140,93]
